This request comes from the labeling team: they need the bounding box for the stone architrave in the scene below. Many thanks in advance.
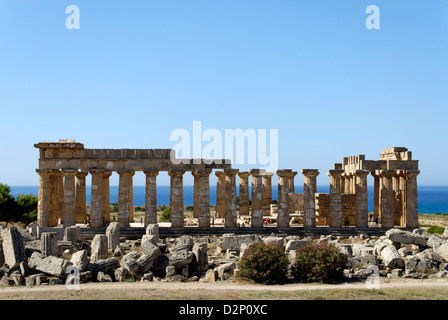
[62,169,78,228]
[327,169,343,227]
[89,169,105,228]
[379,170,395,228]
[277,170,293,228]
[1,227,26,269]
[193,168,212,228]
[143,169,159,226]
[355,170,369,228]
[40,232,58,257]
[117,168,135,228]
[36,169,56,227]
[215,171,226,218]
[237,172,250,216]
[302,169,319,228]
[169,169,185,228]
[75,171,88,224]
[224,169,239,228]
[262,172,274,216]
[405,170,420,229]
[249,169,264,228]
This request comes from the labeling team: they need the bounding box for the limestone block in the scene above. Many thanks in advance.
[427,235,445,249]
[435,242,448,262]
[1,227,26,269]
[137,254,158,273]
[106,222,120,251]
[169,250,195,269]
[200,269,218,282]
[140,239,161,258]
[90,234,108,262]
[146,224,159,242]
[218,234,258,250]
[142,234,158,246]
[70,249,89,272]
[215,262,236,278]
[97,271,112,282]
[386,228,427,247]
[122,252,140,274]
[285,239,309,252]
[63,226,80,242]
[40,232,58,257]
[175,235,194,250]
[35,255,72,277]
[192,242,208,266]
[95,257,120,273]
[263,236,284,248]
[381,245,405,269]
[114,267,129,282]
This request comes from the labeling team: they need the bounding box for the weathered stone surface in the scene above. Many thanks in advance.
[40,232,58,257]
[146,224,159,242]
[137,253,159,273]
[175,235,194,251]
[35,255,72,277]
[215,262,236,278]
[264,236,284,247]
[142,234,158,246]
[200,269,217,282]
[106,222,120,251]
[169,250,194,269]
[427,235,445,249]
[285,239,309,251]
[114,267,129,282]
[70,249,89,272]
[360,254,379,267]
[25,273,47,287]
[442,228,448,239]
[97,271,112,282]
[140,240,161,258]
[381,245,405,269]
[63,226,80,242]
[435,242,448,262]
[192,243,208,266]
[1,227,26,268]
[90,234,108,262]
[386,229,427,247]
[218,234,258,250]
[96,257,120,273]
[165,266,176,278]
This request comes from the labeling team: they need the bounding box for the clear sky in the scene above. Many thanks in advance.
[0,1,447,187]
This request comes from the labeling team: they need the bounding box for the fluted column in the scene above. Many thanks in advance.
[75,171,88,224]
[340,173,346,194]
[397,170,407,227]
[117,169,135,228]
[192,172,200,218]
[405,170,420,229]
[237,172,250,216]
[144,169,159,226]
[277,170,292,228]
[36,169,55,227]
[249,169,264,228]
[302,169,319,228]
[169,168,185,228]
[355,170,369,228]
[262,172,274,216]
[378,170,394,228]
[62,169,77,228]
[215,171,226,218]
[327,169,343,227]
[224,169,239,228]
[371,171,380,221]
[289,171,298,193]
[89,169,104,228]
[193,168,212,228]
[51,170,64,227]
[102,170,112,225]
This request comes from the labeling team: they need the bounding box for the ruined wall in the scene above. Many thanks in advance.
[315,193,330,225]
[341,194,357,226]
[288,193,304,213]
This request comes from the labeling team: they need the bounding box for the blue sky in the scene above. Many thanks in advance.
[0,1,447,186]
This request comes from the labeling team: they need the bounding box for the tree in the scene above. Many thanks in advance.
[0,183,18,225]
[16,193,38,224]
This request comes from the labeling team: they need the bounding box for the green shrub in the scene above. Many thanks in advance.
[159,207,170,222]
[294,241,347,284]
[237,241,288,285]
[185,206,194,212]
[135,206,145,212]
[427,225,445,235]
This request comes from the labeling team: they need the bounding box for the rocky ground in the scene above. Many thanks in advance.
[1,220,448,298]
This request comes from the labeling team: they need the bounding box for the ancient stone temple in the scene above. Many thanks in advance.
[35,141,419,234]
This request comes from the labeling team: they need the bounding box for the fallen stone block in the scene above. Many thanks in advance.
[381,245,405,269]
[35,255,72,278]
[1,227,26,269]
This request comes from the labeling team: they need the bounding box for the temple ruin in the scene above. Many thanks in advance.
[34,140,420,236]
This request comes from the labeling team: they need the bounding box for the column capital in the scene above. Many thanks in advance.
[214,170,226,178]
[191,168,212,177]
[144,168,159,176]
[89,168,105,175]
[103,170,113,178]
[223,168,239,176]
[117,168,135,176]
[61,168,78,176]
[237,171,250,179]
[76,171,88,178]
[249,168,266,176]
[168,168,186,176]
[36,168,58,176]
[377,169,395,177]
[301,169,319,177]
[405,170,420,178]
[327,169,344,177]
[354,170,370,177]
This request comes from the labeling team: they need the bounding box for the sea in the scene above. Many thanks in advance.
[9,185,448,214]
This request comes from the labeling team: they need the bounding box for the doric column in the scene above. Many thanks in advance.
[102,170,112,225]
[249,169,264,228]
[215,171,226,218]
[355,170,369,228]
[378,170,394,228]
[62,169,77,228]
[302,169,319,228]
[262,172,274,216]
[343,173,351,194]
[36,169,55,227]
[397,170,407,227]
[277,170,293,228]
[340,173,346,194]
[169,168,185,228]
[193,168,212,228]
[224,169,239,228]
[51,170,64,227]
[237,172,250,216]
[371,171,380,220]
[327,169,343,227]
[405,170,420,229]
[392,171,403,226]
[192,172,200,218]
[75,171,88,224]
[89,169,105,228]
[117,168,135,228]
[144,169,159,226]
[289,171,298,193]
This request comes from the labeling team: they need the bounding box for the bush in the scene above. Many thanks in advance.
[237,241,288,285]
[294,241,347,284]
[159,207,170,222]
[185,206,194,212]
[427,225,445,235]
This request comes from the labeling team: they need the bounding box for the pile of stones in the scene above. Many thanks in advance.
[0,222,447,287]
